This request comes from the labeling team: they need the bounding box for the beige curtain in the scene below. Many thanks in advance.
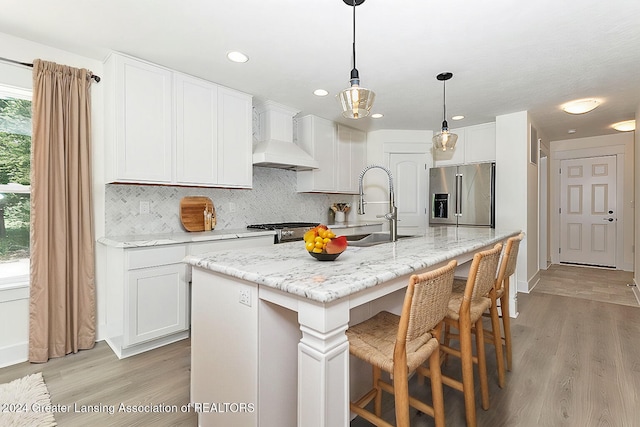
[29,59,96,363]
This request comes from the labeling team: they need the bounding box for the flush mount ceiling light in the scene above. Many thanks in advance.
[561,98,600,114]
[612,120,636,132]
[371,113,383,118]
[336,0,375,119]
[313,89,329,97]
[227,51,249,63]
[452,115,465,121]
[432,72,458,151]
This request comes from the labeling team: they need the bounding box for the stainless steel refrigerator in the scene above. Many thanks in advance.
[429,162,495,227]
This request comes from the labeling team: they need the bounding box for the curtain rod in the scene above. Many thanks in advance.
[0,57,101,83]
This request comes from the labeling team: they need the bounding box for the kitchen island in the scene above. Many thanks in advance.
[185,226,521,427]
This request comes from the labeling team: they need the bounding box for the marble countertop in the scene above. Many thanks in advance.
[97,221,384,248]
[185,226,521,303]
[97,228,276,248]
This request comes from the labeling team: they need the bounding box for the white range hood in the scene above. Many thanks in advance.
[253,101,319,171]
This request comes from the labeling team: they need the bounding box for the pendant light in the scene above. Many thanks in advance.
[433,72,458,151]
[336,0,375,119]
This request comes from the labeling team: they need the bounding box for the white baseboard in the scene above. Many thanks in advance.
[0,341,28,368]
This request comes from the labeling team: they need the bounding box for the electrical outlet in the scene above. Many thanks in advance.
[229,202,237,213]
[139,201,150,215]
[239,289,251,306]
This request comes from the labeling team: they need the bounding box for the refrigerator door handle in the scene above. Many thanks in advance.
[456,173,463,217]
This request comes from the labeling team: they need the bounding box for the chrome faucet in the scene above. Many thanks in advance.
[357,165,398,242]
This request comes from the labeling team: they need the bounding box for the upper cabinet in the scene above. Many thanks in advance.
[175,73,218,185]
[105,52,252,188]
[296,115,366,194]
[336,124,366,193]
[105,54,173,183]
[175,75,252,187]
[432,122,496,166]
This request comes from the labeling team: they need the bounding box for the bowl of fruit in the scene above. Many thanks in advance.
[304,225,348,261]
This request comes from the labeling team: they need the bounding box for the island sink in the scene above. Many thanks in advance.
[347,232,415,247]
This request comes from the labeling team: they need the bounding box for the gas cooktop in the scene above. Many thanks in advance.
[246,222,320,230]
[247,222,320,243]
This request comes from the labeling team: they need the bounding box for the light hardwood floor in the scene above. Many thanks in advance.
[352,264,640,426]
[1,264,638,426]
[0,339,196,426]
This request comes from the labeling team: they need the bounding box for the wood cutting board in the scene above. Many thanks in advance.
[180,196,216,232]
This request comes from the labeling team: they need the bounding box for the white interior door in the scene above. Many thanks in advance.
[389,153,428,235]
[560,155,616,267]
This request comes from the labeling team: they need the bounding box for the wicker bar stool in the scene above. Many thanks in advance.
[451,232,524,388]
[440,243,502,427]
[489,232,524,372]
[346,260,457,427]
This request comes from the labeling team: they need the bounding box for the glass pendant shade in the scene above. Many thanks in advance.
[433,123,459,151]
[337,82,375,119]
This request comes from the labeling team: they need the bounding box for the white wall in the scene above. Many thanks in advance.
[495,111,530,316]
[549,133,634,271]
[0,32,106,366]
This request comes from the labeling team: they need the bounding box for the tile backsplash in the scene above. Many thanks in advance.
[104,167,357,236]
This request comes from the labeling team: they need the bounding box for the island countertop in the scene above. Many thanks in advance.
[185,226,521,303]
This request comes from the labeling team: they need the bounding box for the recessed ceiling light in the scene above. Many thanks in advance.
[568,129,577,134]
[451,115,464,121]
[313,89,328,97]
[612,120,635,132]
[227,51,249,63]
[561,98,601,114]
[371,113,383,119]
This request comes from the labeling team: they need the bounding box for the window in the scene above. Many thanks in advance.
[0,86,31,288]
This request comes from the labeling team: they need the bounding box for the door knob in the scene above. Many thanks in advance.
[602,218,614,222]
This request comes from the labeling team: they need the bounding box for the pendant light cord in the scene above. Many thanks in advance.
[351,0,357,72]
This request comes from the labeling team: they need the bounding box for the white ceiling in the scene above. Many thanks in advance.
[2,0,639,142]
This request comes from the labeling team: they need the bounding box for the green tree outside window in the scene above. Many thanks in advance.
[0,96,31,261]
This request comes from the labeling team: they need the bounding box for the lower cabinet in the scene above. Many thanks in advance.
[105,244,189,359]
[126,263,187,346]
[103,234,275,359]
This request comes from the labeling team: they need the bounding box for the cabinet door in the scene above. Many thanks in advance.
[296,115,336,192]
[115,56,173,183]
[175,73,218,185]
[464,123,496,163]
[217,87,253,188]
[125,263,187,347]
[337,124,366,193]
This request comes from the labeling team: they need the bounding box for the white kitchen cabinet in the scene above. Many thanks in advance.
[105,244,189,359]
[174,75,253,187]
[464,122,496,164]
[105,53,173,183]
[296,115,336,192]
[175,73,218,185]
[105,52,253,188]
[296,115,366,194]
[126,263,187,346]
[216,86,253,187]
[102,233,274,359]
[433,122,495,166]
[336,124,367,193]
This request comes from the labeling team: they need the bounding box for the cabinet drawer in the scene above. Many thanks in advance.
[127,245,187,270]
